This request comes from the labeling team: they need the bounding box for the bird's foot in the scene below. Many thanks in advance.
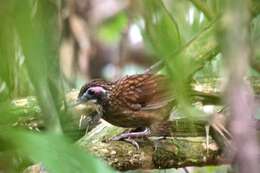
[111,127,151,149]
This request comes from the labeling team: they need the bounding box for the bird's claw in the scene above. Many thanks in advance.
[124,138,140,150]
[111,135,140,149]
[110,128,151,149]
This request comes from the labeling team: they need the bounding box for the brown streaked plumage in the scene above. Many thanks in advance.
[78,74,175,138]
[78,73,232,151]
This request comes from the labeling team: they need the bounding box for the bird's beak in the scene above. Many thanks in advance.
[72,96,97,107]
[72,95,88,107]
[72,98,83,107]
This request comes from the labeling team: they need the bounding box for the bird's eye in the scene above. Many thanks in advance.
[87,89,95,96]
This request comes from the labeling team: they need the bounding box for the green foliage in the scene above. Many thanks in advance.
[193,165,230,173]
[0,1,115,172]
[251,15,260,75]
[0,0,259,172]
[142,0,181,57]
[0,129,113,173]
[97,12,128,43]
[139,0,220,117]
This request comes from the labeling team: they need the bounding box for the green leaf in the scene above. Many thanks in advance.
[98,12,128,43]
[143,0,181,57]
[1,129,114,173]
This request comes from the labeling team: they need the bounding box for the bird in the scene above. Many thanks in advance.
[76,73,175,145]
[76,72,231,150]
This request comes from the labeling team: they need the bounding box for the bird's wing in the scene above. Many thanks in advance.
[113,74,174,110]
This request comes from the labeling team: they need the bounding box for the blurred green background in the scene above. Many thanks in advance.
[0,0,259,173]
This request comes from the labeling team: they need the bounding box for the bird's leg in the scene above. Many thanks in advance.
[112,127,151,140]
[124,138,140,150]
[111,127,151,149]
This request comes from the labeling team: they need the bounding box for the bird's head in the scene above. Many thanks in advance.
[76,79,112,106]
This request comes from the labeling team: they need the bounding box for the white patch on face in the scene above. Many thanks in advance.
[89,99,97,103]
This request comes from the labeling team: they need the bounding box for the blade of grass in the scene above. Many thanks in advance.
[13,1,63,133]
[0,128,114,173]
